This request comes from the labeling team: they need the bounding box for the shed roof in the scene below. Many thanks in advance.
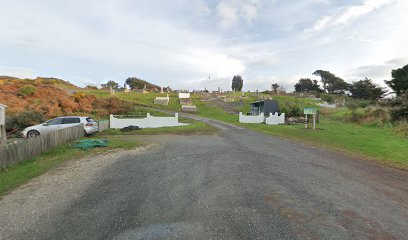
[0,103,8,108]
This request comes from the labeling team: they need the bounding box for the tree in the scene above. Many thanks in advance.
[271,83,279,93]
[231,75,243,91]
[125,77,160,90]
[313,70,349,94]
[101,80,119,89]
[385,64,408,96]
[294,78,322,93]
[349,78,385,100]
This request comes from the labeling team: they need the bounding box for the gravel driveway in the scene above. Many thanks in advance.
[0,119,407,240]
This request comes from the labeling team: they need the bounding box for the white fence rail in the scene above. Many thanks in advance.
[265,113,285,125]
[110,113,180,129]
[239,112,265,123]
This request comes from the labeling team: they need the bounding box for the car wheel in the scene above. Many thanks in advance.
[27,130,40,139]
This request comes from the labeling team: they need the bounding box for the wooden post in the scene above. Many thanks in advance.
[313,114,316,130]
[0,125,6,144]
[305,114,308,129]
[0,104,7,144]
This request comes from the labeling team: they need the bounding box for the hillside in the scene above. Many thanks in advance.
[0,77,133,133]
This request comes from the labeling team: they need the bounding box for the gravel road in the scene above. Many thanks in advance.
[0,118,407,240]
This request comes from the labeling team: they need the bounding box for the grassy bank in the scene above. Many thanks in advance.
[0,137,144,196]
[244,118,408,168]
[85,90,182,111]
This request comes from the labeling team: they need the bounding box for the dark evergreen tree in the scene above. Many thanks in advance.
[232,75,243,91]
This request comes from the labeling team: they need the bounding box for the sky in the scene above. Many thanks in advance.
[0,0,407,91]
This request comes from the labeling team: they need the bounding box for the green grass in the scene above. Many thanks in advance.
[98,121,218,136]
[0,137,144,196]
[243,118,408,168]
[193,99,238,123]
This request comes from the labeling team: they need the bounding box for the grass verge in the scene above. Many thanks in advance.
[0,137,144,196]
[243,119,408,169]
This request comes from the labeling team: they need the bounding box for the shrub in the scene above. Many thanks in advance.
[280,101,303,117]
[345,100,363,122]
[72,92,86,102]
[359,107,390,126]
[388,93,408,121]
[357,99,371,108]
[345,110,364,123]
[6,111,45,133]
[394,120,408,137]
[18,85,37,97]
[321,94,334,104]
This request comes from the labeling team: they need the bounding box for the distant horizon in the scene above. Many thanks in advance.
[1,0,407,91]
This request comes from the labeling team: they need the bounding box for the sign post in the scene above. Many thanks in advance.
[304,108,317,130]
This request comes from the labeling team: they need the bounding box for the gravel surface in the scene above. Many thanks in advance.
[0,118,407,240]
[0,146,153,240]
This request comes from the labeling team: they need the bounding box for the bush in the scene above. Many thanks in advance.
[394,120,408,137]
[345,100,363,122]
[359,107,391,126]
[6,111,45,133]
[388,93,408,121]
[18,85,37,97]
[72,92,86,102]
[280,101,303,117]
[345,110,364,123]
[321,94,334,104]
[357,100,371,108]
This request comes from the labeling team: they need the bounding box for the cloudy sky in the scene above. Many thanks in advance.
[0,0,407,91]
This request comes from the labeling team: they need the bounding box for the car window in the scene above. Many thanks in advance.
[62,118,81,124]
[86,118,95,122]
[46,118,63,125]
